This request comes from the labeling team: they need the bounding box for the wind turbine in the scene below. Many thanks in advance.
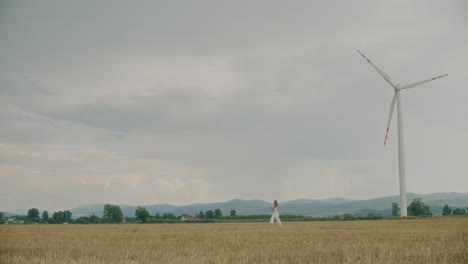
[357,50,447,217]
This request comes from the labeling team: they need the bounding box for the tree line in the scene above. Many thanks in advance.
[391,198,468,216]
[134,207,234,223]
[441,204,467,216]
[2,199,467,224]
[0,205,236,224]
[0,208,73,224]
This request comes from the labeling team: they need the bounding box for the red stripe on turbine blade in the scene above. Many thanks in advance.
[433,74,448,80]
[357,50,367,58]
[384,130,389,146]
[357,50,372,63]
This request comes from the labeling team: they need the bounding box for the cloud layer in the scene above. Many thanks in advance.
[1,0,467,211]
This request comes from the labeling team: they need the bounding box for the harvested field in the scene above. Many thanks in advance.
[1,217,467,263]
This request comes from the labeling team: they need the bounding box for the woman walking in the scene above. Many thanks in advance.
[269,200,282,225]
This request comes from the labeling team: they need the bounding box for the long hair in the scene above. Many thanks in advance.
[274,200,278,208]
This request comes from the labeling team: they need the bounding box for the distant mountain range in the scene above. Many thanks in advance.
[4,192,468,218]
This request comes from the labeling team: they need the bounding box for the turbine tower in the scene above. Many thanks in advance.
[357,50,447,217]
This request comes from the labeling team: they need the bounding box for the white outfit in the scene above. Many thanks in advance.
[270,206,282,225]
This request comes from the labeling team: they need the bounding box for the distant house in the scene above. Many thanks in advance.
[7,219,24,224]
[180,216,202,221]
[122,218,127,224]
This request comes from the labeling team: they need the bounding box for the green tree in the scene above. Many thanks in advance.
[27,208,40,220]
[407,198,432,216]
[103,204,124,223]
[154,213,161,219]
[52,211,64,223]
[74,217,89,224]
[452,208,467,215]
[230,210,236,217]
[205,210,215,219]
[135,206,151,223]
[162,212,176,220]
[214,208,223,219]
[42,211,49,222]
[89,214,101,223]
[391,202,400,216]
[442,204,452,216]
[0,212,4,224]
[196,211,205,219]
[343,213,353,220]
[63,210,72,222]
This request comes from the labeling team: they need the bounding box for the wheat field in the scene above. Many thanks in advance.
[1,217,467,264]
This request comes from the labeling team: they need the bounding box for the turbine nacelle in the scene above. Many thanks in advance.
[394,84,401,91]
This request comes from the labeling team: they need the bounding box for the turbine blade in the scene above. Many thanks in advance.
[384,92,397,146]
[357,50,395,88]
[401,74,448,89]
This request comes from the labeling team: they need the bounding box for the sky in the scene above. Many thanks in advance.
[1,0,467,212]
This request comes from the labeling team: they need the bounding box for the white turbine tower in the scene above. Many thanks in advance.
[357,50,447,217]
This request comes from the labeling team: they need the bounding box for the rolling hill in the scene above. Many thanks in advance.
[3,192,467,218]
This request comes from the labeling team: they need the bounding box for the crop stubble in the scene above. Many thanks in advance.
[1,217,467,263]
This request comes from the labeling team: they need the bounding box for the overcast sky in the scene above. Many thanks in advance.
[1,0,467,212]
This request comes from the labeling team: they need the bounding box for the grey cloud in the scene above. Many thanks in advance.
[1,0,467,210]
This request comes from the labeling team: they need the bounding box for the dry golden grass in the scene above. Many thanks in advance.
[1,217,467,263]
